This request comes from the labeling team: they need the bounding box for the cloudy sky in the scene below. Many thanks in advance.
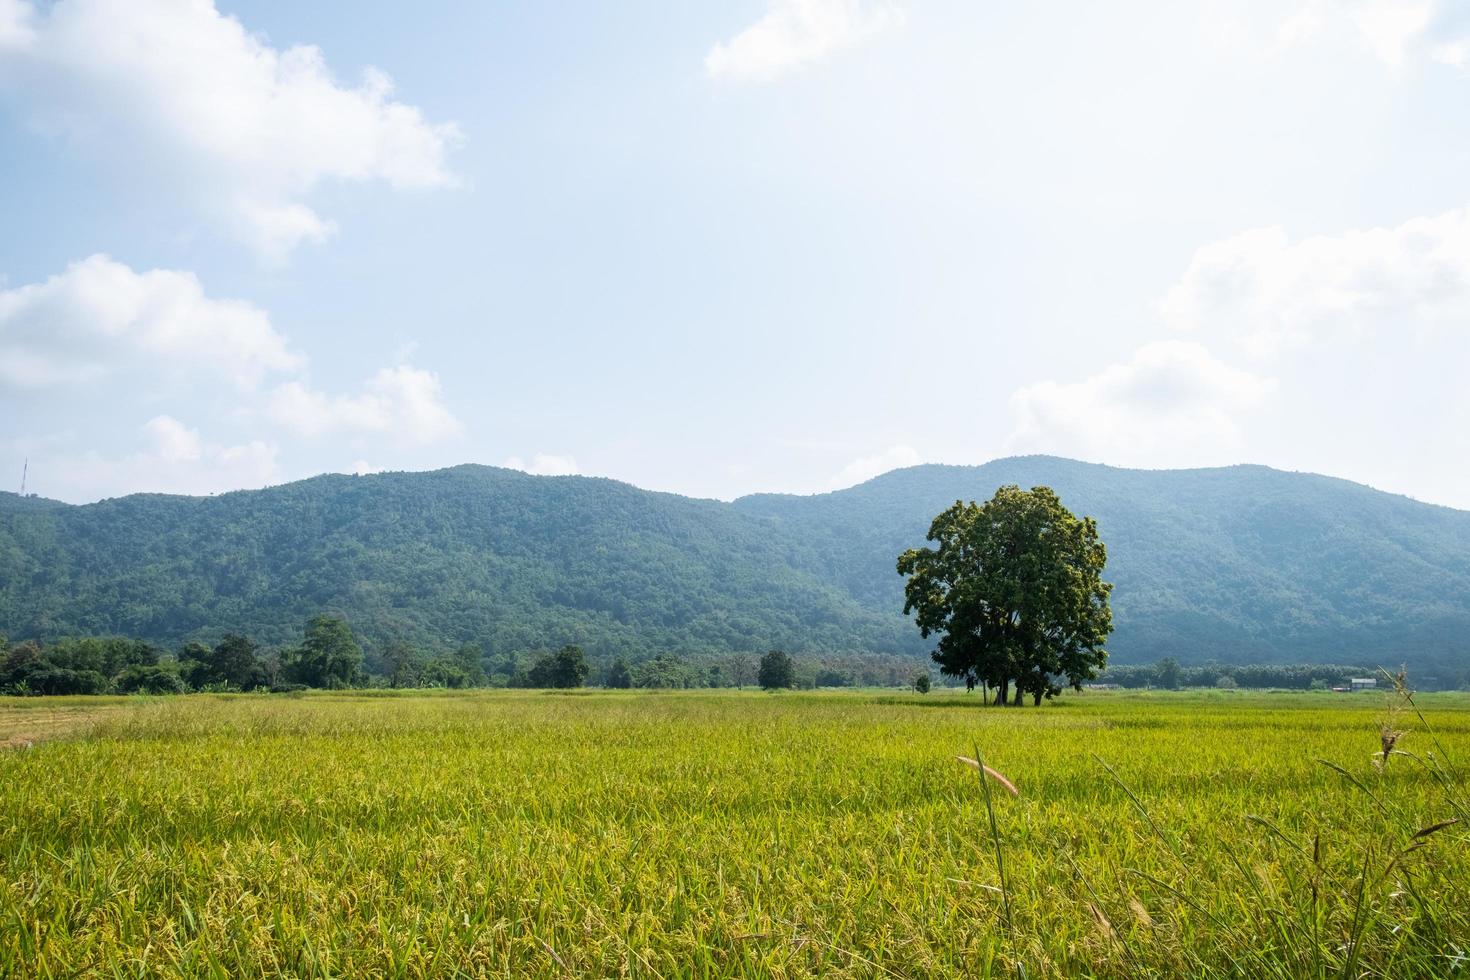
[2,0,1468,507]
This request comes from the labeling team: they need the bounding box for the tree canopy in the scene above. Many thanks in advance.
[287,615,363,689]
[897,485,1112,705]
[758,649,795,691]
[526,645,590,689]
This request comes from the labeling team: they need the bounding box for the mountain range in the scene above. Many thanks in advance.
[2,456,1467,671]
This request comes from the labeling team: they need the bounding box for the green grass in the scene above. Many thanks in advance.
[2,688,1468,977]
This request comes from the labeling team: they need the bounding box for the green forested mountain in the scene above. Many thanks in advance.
[1,457,1468,670]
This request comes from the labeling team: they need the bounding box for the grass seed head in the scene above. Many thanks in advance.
[956,756,1020,797]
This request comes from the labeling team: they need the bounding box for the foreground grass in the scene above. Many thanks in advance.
[2,689,1468,977]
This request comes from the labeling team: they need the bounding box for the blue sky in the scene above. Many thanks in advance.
[2,0,1469,507]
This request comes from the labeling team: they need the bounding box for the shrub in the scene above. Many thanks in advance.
[27,667,107,696]
[113,665,186,695]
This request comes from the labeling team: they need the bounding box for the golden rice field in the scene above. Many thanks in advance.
[2,687,1468,978]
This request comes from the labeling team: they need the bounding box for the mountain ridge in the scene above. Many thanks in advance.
[2,456,1467,674]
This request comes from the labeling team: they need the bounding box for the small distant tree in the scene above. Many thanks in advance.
[913,672,931,694]
[758,650,795,691]
[727,654,756,689]
[178,641,212,690]
[634,654,690,689]
[258,651,285,690]
[420,656,470,688]
[1155,657,1182,690]
[212,634,262,689]
[1216,675,1238,690]
[179,635,261,690]
[287,615,363,688]
[607,657,633,689]
[384,638,422,688]
[453,643,488,687]
[527,645,590,689]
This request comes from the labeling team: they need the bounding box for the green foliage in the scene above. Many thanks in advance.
[6,459,1468,670]
[2,638,141,695]
[525,645,589,689]
[913,672,931,694]
[183,633,262,690]
[633,654,697,689]
[1155,656,1181,690]
[452,643,487,687]
[112,664,186,695]
[736,458,1470,672]
[758,649,794,690]
[419,656,471,689]
[286,615,362,689]
[606,657,633,689]
[0,649,107,695]
[1099,660,1385,690]
[381,637,421,689]
[898,486,1113,704]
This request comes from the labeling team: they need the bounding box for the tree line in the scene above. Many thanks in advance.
[0,615,366,696]
[1098,658,1382,691]
[0,619,928,696]
[0,623,1425,696]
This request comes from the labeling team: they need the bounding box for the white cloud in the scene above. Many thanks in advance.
[1274,0,1468,68]
[0,254,300,389]
[1160,206,1470,356]
[0,0,34,47]
[349,459,385,475]
[1008,341,1275,466]
[26,415,280,501]
[142,415,203,463]
[3,254,466,499]
[828,444,921,489]
[706,0,904,81]
[0,0,461,259]
[267,365,461,444]
[504,453,580,477]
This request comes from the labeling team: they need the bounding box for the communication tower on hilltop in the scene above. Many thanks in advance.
[19,458,26,496]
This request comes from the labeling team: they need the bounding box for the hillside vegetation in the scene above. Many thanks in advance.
[2,457,1468,669]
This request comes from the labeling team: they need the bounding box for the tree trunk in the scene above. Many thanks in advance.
[981,684,988,706]
[1032,690,1042,706]
[999,677,1009,704]
[1013,684,1023,706]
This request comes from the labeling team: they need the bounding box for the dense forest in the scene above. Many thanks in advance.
[1,456,1468,678]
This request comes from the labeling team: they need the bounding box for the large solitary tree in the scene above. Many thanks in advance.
[897,485,1112,705]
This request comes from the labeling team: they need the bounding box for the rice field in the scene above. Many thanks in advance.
[2,687,1468,978]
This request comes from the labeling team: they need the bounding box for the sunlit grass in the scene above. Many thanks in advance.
[2,688,1467,977]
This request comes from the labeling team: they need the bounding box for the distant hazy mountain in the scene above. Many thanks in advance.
[2,457,1467,670]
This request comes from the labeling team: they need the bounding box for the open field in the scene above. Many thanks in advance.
[2,688,1468,978]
